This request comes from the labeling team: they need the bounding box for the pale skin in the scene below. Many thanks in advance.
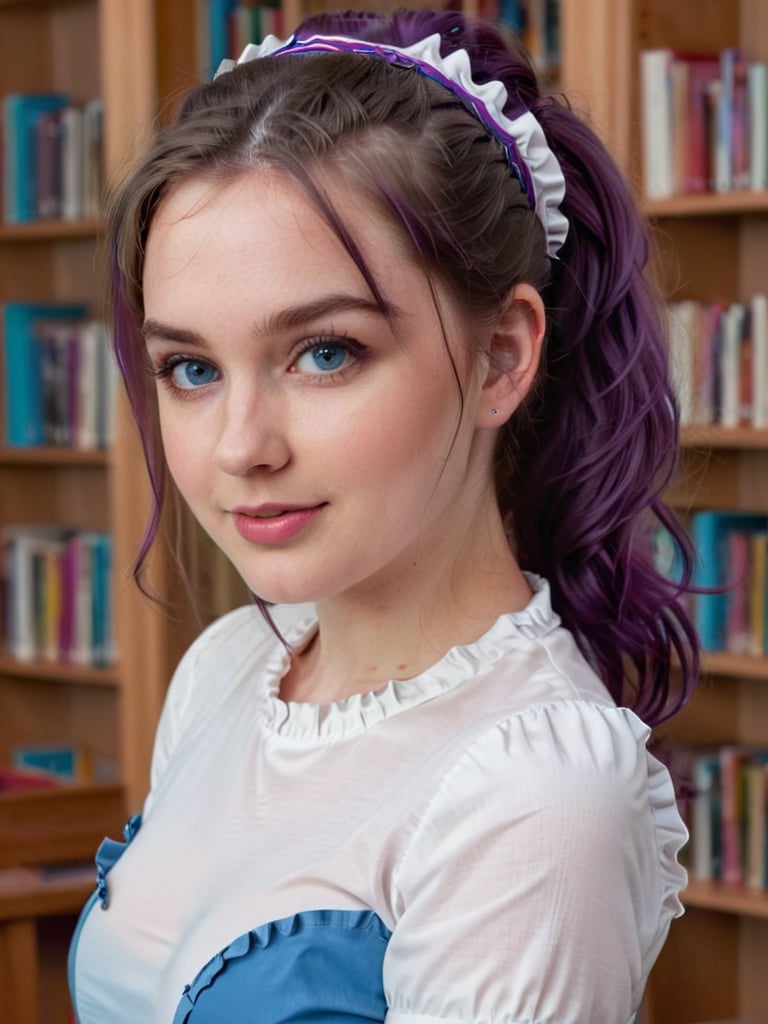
[142,170,546,703]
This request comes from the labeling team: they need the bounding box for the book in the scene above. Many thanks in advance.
[668,300,697,424]
[2,93,69,223]
[749,533,768,655]
[748,62,768,190]
[82,98,104,219]
[715,48,738,192]
[640,49,675,199]
[691,510,768,651]
[745,758,768,888]
[752,295,768,428]
[691,752,722,880]
[12,744,91,782]
[719,302,746,426]
[35,108,64,220]
[61,105,85,221]
[3,526,68,661]
[2,525,113,666]
[2,302,86,447]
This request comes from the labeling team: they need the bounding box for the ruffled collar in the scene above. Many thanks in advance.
[256,574,559,741]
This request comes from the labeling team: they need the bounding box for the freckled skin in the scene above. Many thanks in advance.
[143,169,543,700]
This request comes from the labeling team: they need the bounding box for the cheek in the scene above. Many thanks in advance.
[157,409,206,494]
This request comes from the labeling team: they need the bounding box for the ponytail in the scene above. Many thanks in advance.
[506,95,699,724]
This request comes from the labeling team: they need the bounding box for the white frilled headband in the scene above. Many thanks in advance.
[215,32,569,258]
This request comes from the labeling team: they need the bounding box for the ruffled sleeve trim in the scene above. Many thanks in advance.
[257,574,561,740]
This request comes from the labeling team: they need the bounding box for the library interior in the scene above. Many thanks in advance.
[2,1,768,1022]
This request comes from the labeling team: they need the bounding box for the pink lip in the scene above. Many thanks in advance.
[231,503,326,544]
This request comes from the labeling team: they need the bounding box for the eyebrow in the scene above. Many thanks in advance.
[142,293,400,347]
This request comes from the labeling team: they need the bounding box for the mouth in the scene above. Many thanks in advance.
[233,503,326,518]
[230,503,327,544]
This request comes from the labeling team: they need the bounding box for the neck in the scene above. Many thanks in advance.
[279,505,532,704]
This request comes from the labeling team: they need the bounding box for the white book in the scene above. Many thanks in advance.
[668,301,696,425]
[77,320,100,449]
[748,62,768,190]
[61,105,84,220]
[95,323,118,448]
[2,525,66,661]
[751,294,768,427]
[692,755,717,881]
[71,533,93,665]
[719,302,745,427]
[640,49,675,199]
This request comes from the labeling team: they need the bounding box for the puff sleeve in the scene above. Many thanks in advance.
[383,701,687,1024]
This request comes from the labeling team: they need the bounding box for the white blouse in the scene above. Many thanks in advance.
[70,576,687,1023]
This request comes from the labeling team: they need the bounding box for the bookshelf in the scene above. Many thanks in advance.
[0,0,199,1020]
[578,0,768,1021]
[4,0,757,1020]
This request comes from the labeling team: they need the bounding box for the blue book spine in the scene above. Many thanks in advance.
[498,0,524,32]
[209,0,239,74]
[692,510,768,650]
[2,302,86,446]
[2,93,69,223]
[90,532,112,666]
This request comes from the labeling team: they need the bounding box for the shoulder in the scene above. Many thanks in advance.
[418,700,662,826]
[385,701,687,1019]
[397,699,686,923]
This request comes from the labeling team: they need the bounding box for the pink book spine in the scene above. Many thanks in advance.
[720,746,744,886]
[58,534,79,662]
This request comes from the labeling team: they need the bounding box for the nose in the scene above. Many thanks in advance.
[212,384,290,476]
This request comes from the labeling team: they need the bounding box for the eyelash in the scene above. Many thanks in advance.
[146,335,368,397]
[147,355,218,400]
[289,335,368,381]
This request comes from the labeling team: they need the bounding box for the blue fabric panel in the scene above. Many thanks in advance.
[172,909,392,1024]
[68,812,143,1023]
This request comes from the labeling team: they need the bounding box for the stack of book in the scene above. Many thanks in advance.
[691,510,768,655]
[1,93,103,223]
[205,0,285,75]
[640,47,768,198]
[685,745,768,890]
[669,296,768,428]
[1,302,116,450]
[2,526,114,667]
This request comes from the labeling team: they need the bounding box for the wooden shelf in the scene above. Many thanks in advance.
[0,447,110,467]
[700,652,768,680]
[0,864,94,921]
[684,877,768,919]
[680,425,768,451]
[646,191,768,218]
[0,656,118,687]
[0,219,98,243]
[0,0,86,9]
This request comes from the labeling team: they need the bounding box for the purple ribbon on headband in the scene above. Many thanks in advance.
[216,31,569,256]
[268,35,534,204]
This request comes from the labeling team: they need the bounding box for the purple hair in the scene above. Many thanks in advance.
[107,8,698,726]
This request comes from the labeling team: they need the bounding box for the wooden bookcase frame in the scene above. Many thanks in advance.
[4,0,768,1019]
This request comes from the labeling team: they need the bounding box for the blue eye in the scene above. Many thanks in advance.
[295,343,349,374]
[170,359,219,389]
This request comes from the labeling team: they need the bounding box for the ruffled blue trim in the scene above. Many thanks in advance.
[95,812,142,909]
[173,909,391,1023]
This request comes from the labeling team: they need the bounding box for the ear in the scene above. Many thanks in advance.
[475,283,546,429]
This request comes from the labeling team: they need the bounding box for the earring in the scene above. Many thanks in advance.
[490,408,499,415]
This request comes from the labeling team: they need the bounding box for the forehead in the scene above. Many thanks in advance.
[141,168,473,357]
[144,170,402,298]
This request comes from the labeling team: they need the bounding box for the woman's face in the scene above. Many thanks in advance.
[141,170,501,607]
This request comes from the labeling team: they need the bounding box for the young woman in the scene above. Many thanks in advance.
[69,8,698,1023]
